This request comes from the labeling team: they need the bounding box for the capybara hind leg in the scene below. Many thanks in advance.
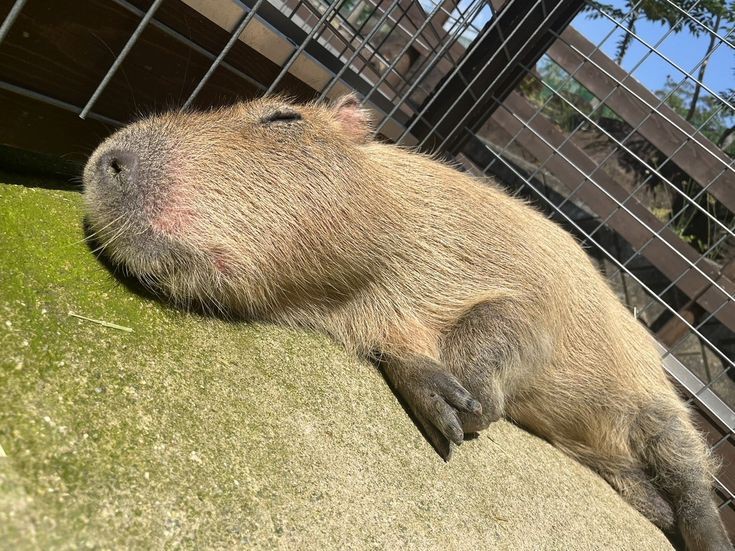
[440,298,550,432]
[378,353,483,460]
[602,466,675,531]
[635,401,732,551]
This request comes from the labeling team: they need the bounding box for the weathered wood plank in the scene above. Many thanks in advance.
[546,26,735,214]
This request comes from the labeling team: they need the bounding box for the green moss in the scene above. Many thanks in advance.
[0,179,672,549]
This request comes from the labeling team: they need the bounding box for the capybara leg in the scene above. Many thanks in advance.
[379,353,483,460]
[602,466,675,532]
[635,400,732,551]
[440,298,549,432]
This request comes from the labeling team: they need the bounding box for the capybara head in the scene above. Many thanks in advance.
[83,95,374,314]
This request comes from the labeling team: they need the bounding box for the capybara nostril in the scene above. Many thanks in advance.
[97,149,139,187]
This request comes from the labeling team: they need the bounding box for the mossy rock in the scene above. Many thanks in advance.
[0,177,672,549]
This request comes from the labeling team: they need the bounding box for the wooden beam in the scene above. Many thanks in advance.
[546,26,735,213]
[655,257,735,346]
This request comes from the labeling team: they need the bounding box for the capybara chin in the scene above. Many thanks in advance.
[83,94,731,550]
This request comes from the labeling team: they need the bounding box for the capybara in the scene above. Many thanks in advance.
[83,95,731,550]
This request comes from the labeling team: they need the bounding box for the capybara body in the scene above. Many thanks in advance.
[83,95,731,550]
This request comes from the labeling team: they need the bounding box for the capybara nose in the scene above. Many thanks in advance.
[97,149,139,188]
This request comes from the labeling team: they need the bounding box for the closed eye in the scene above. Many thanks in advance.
[260,108,302,125]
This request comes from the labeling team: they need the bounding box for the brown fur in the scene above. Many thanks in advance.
[83,95,731,550]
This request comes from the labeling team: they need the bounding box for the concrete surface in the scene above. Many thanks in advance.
[0,177,672,549]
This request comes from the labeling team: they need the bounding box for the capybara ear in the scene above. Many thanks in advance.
[333,94,372,144]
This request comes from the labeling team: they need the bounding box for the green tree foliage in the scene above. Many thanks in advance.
[587,1,734,124]
[656,77,735,155]
[588,1,733,60]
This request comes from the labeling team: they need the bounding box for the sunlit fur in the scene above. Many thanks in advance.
[83,95,730,550]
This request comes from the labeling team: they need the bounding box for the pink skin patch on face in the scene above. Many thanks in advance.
[148,174,195,236]
[150,205,195,235]
[208,246,236,275]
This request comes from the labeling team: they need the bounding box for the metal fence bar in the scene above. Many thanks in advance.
[424,0,586,152]
[488,101,732,350]
[563,83,735,277]
[632,230,733,326]
[634,237,730,328]
[361,0,446,104]
[318,0,403,101]
[0,79,121,126]
[111,0,266,93]
[285,0,411,93]
[427,1,570,150]
[658,338,735,432]
[599,156,735,280]
[715,475,735,504]
[379,0,487,90]
[519,62,735,241]
[182,0,267,110]
[380,0,482,99]
[373,0,488,135]
[79,0,164,119]
[674,300,735,401]
[711,433,732,452]
[493,98,735,317]
[414,0,552,143]
[479,0,709,192]
[322,1,403,91]
[265,0,348,95]
[351,2,440,95]
[470,15,735,284]
[474,1,645,174]
[546,26,735,186]
[395,0,552,144]
[485,94,735,348]
[590,164,735,279]
[376,1,466,66]
[0,0,27,46]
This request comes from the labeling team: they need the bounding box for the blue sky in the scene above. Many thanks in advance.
[571,2,734,96]
[420,0,734,99]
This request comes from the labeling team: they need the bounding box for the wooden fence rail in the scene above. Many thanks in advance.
[546,26,735,215]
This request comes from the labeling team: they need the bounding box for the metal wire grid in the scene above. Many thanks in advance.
[0,0,489,125]
[1,0,734,510]
[272,0,493,104]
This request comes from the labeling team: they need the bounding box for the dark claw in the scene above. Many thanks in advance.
[430,395,464,445]
[380,355,483,461]
[435,374,483,416]
[415,413,453,461]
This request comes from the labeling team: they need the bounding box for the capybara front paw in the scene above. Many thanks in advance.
[403,368,482,457]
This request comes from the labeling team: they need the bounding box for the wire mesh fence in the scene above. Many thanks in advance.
[1,0,734,534]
